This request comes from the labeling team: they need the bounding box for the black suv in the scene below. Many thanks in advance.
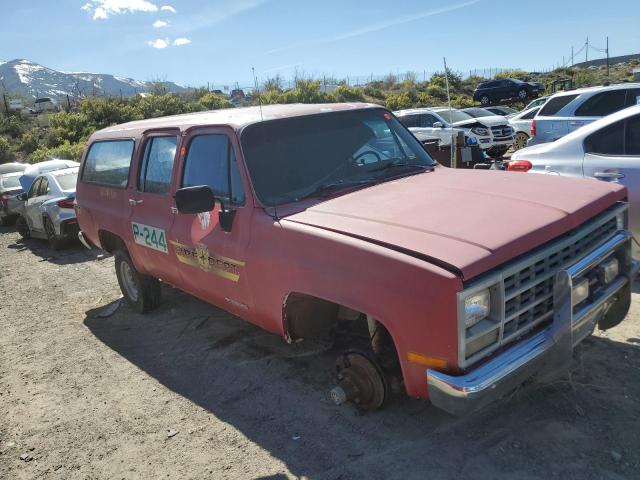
[473,78,544,106]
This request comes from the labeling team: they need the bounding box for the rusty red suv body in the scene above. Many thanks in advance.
[76,103,636,415]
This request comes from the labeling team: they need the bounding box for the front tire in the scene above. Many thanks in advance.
[517,89,528,101]
[16,215,31,239]
[480,95,490,106]
[114,250,161,314]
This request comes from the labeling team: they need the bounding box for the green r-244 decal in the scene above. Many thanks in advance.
[131,222,168,253]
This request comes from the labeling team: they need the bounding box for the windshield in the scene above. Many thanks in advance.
[1,175,21,189]
[54,172,78,191]
[241,108,435,206]
[463,108,494,118]
[436,110,473,124]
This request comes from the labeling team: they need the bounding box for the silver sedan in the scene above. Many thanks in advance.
[510,104,640,246]
[16,167,79,249]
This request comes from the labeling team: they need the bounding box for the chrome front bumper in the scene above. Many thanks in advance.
[427,231,637,416]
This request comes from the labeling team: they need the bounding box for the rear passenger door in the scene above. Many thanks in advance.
[128,130,181,284]
[26,177,50,232]
[583,114,640,239]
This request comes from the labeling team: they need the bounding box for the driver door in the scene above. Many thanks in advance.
[168,127,253,316]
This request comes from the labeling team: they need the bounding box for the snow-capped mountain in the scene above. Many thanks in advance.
[0,59,187,99]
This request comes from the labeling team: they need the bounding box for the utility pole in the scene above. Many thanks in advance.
[606,36,610,76]
[571,46,574,66]
[2,93,9,115]
[586,37,589,63]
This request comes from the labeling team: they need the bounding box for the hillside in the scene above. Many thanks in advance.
[0,59,187,99]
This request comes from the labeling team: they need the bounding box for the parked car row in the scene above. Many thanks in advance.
[473,78,545,106]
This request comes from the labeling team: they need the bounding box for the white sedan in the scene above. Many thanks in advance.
[509,104,640,244]
[507,107,540,151]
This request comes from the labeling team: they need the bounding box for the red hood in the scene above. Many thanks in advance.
[282,167,626,280]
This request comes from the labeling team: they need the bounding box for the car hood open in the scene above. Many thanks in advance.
[453,115,508,128]
[282,167,625,280]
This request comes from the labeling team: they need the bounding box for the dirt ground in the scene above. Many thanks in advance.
[1,226,640,480]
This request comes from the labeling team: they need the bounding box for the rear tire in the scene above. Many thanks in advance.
[517,89,528,101]
[16,215,31,239]
[114,250,161,314]
[480,95,490,106]
[44,216,63,250]
[513,132,529,151]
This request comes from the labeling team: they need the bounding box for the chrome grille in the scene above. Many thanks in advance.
[491,125,513,138]
[501,216,617,344]
[459,205,623,368]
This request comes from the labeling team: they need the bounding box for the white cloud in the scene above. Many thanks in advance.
[173,37,191,46]
[160,5,176,13]
[82,0,159,20]
[153,19,169,28]
[147,38,169,49]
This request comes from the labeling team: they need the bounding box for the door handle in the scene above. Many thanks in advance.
[593,171,625,180]
[128,199,143,206]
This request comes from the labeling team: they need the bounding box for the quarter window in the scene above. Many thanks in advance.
[82,140,135,187]
[182,135,245,205]
[575,90,627,117]
[625,115,640,156]
[138,136,177,194]
[539,94,579,116]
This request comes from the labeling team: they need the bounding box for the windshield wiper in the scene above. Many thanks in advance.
[370,160,434,174]
[296,179,377,201]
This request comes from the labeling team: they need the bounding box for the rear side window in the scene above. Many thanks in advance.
[539,94,579,116]
[1,175,21,189]
[626,89,640,107]
[138,136,177,194]
[522,108,539,120]
[584,120,625,155]
[82,140,134,187]
[182,135,245,205]
[575,90,627,117]
[55,172,78,191]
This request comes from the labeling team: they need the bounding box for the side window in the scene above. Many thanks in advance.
[575,90,627,117]
[182,135,245,205]
[38,178,50,196]
[625,115,640,156]
[138,136,177,194]
[28,178,42,198]
[398,115,419,128]
[421,114,438,128]
[82,139,135,187]
[522,108,539,120]
[539,94,579,116]
[584,119,625,155]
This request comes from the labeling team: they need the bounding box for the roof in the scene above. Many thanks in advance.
[91,103,380,139]
[551,82,640,97]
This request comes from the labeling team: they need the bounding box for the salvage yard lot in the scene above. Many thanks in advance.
[1,228,640,480]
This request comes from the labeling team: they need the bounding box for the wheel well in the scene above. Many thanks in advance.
[98,229,127,254]
[283,292,400,370]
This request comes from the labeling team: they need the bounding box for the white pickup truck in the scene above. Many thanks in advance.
[395,107,514,159]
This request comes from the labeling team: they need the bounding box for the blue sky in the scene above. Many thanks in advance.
[1,0,639,88]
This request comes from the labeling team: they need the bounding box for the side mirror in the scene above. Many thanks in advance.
[174,185,237,233]
[433,122,444,129]
[175,185,216,214]
[17,192,27,201]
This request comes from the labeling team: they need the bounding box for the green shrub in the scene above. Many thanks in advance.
[385,92,414,111]
[30,141,85,162]
[0,115,28,138]
[0,136,15,162]
[198,93,234,110]
[334,85,365,102]
[19,131,41,154]
[424,85,448,101]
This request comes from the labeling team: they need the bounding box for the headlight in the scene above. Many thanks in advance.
[471,127,490,136]
[464,289,490,328]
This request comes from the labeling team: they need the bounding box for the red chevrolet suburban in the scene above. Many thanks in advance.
[76,103,637,415]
